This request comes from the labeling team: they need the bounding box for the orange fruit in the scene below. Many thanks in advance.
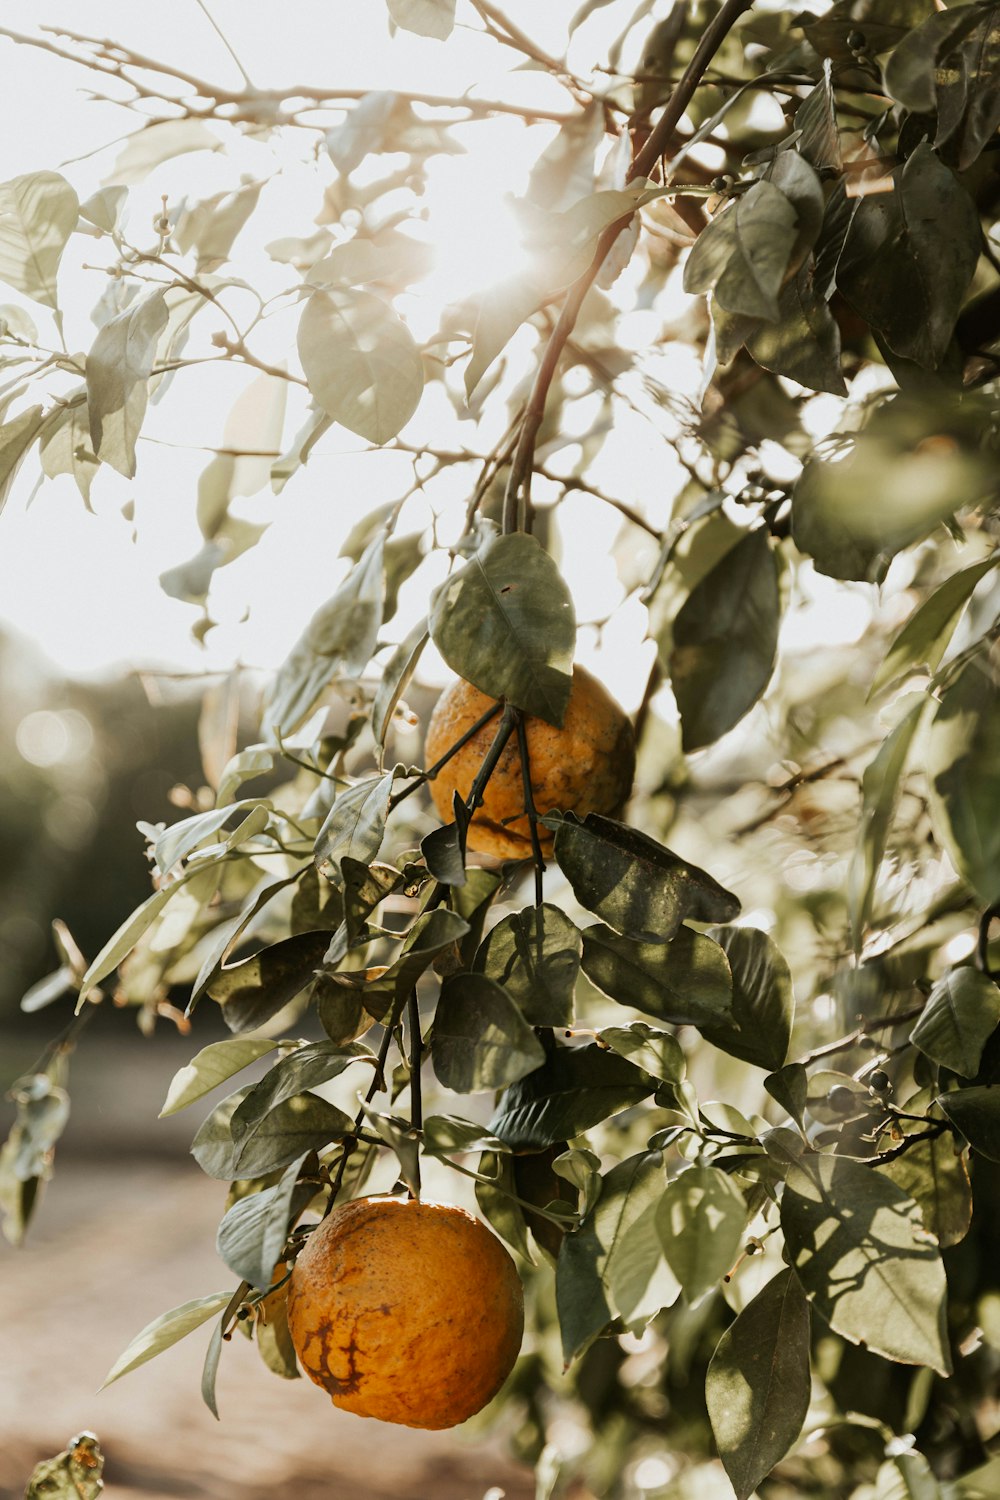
[286,1195,523,1429]
[423,665,635,859]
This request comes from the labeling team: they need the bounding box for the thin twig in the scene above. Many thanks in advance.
[515,710,546,904]
[796,1003,926,1068]
[388,700,503,812]
[193,0,254,89]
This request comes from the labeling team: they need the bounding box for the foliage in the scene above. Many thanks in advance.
[2,2,1000,1498]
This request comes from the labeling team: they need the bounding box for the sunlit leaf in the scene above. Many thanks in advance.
[911,969,1000,1077]
[297,285,423,444]
[656,1164,747,1304]
[387,0,456,39]
[870,556,999,698]
[489,1042,651,1149]
[878,1130,972,1248]
[432,972,546,1092]
[475,903,581,1027]
[160,1038,278,1117]
[926,652,1000,904]
[0,170,78,309]
[101,1290,233,1388]
[581,923,732,1027]
[87,289,168,478]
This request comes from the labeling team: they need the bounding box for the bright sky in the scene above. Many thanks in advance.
[0,0,865,709]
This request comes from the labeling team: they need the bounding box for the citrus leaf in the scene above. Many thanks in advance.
[684,179,798,321]
[432,972,546,1092]
[208,931,332,1035]
[314,768,398,876]
[489,1042,651,1150]
[0,404,46,514]
[581,923,733,1027]
[100,1290,233,1389]
[926,653,1000,904]
[700,925,794,1071]
[669,528,781,751]
[372,619,429,747]
[0,170,78,309]
[429,531,575,726]
[548,812,740,943]
[297,285,422,444]
[86,288,168,478]
[911,969,1000,1078]
[216,1153,316,1288]
[937,1086,1000,1162]
[878,1131,972,1249]
[77,884,174,1000]
[598,1023,686,1084]
[706,1268,810,1500]
[160,1038,278,1117]
[231,1042,373,1139]
[870,556,999,698]
[387,0,456,39]
[780,1152,951,1375]
[191,1087,353,1180]
[475,903,582,1027]
[656,1164,747,1304]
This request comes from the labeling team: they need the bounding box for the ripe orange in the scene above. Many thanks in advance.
[424,665,635,858]
[286,1195,524,1429]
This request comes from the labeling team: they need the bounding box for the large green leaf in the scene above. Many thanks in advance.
[937,1087,1000,1162]
[297,285,422,444]
[581,923,732,1027]
[313,768,397,876]
[489,1042,651,1149]
[0,170,78,309]
[431,972,546,1092]
[878,1131,972,1249]
[744,264,846,396]
[926,654,1000,903]
[429,531,575,726]
[599,1023,686,1084]
[372,619,429,748]
[791,395,996,582]
[216,1154,316,1288]
[556,1151,675,1361]
[837,144,979,370]
[684,178,798,321]
[474,903,582,1027]
[885,3,1000,169]
[190,1086,352,1180]
[669,528,781,751]
[159,1038,278,1117]
[87,288,168,478]
[700,925,793,1071]
[656,1165,747,1304]
[848,694,929,952]
[0,405,47,515]
[548,812,740,944]
[706,1269,811,1500]
[101,1290,233,1389]
[780,1152,951,1375]
[870,556,999,699]
[231,1041,373,1140]
[207,931,332,1035]
[911,969,1000,1078]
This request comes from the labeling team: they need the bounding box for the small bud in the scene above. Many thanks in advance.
[869,1068,891,1093]
[846,28,866,51]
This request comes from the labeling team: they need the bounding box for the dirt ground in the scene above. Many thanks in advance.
[0,1035,535,1500]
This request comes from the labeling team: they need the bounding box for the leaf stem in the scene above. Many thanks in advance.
[514,709,546,905]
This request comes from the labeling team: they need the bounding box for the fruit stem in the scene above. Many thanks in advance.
[388,699,504,812]
[514,709,546,905]
[464,704,518,815]
[407,987,423,1198]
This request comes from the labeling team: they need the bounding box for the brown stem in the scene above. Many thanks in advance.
[388,699,503,811]
[515,710,546,905]
[796,1003,926,1068]
[501,0,754,532]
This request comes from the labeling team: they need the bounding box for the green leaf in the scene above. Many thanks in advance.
[743,264,846,396]
[77,884,174,999]
[476,1149,533,1262]
[152,799,265,876]
[387,0,455,38]
[791,396,995,582]
[101,1290,233,1389]
[87,289,169,478]
[885,4,1000,170]
[706,1269,811,1500]
[174,179,263,272]
[0,404,46,514]
[937,1086,1000,1162]
[599,1023,685,1084]
[108,119,221,183]
[550,812,740,943]
[912,969,1000,1078]
[297,285,422,444]
[464,273,542,400]
[926,654,1000,904]
[201,1316,224,1420]
[0,170,78,309]
[489,1042,651,1150]
[231,1042,373,1140]
[187,873,299,1012]
[796,60,842,172]
[314,768,397,876]
[429,531,575,726]
[159,1038,278,1117]
[848,695,929,951]
[581,923,733,1027]
[431,972,546,1092]
[870,556,999,698]
[216,1154,315,1288]
[838,143,979,370]
[878,1131,972,1249]
[656,1164,747,1304]
[684,179,798,321]
[207,931,332,1035]
[39,400,100,506]
[264,535,385,738]
[25,1436,105,1500]
[79,184,128,235]
[191,1087,353,1180]
[475,903,581,1027]
[421,1115,507,1155]
[780,1152,951,1375]
[372,619,429,747]
[765,1062,808,1128]
[556,1151,674,1361]
[699,925,793,1071]
[669,529,781,751]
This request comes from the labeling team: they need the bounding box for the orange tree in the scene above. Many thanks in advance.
[3,2,1000,1496]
